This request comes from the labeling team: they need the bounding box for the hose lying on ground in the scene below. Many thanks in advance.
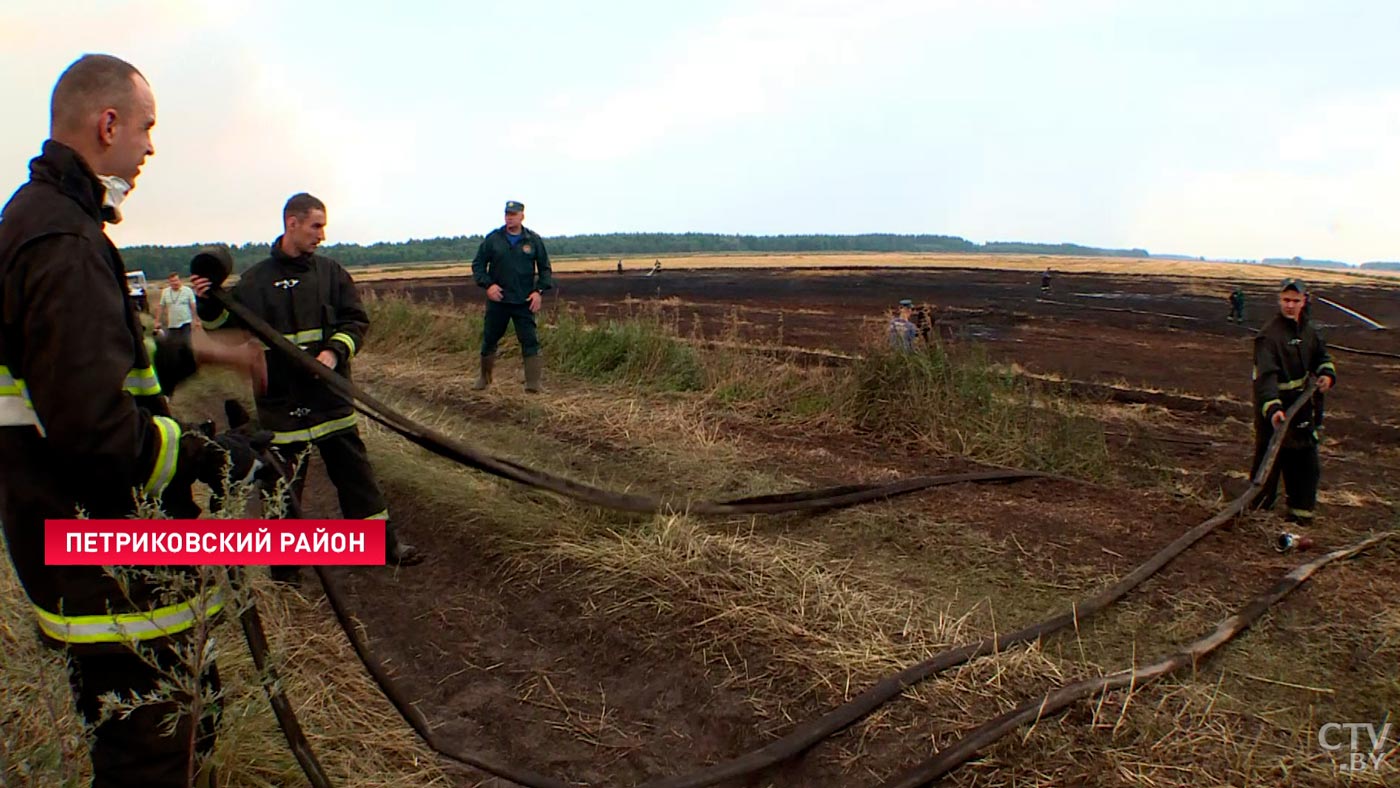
[1329,343,1400,361]
[879,530,1398,788]
[633,381,1318,788]
[1315,296,1386,330]
[319,383,1316,788]
[313,566,574,788]
[198,270,1324,787]
[236,580,334,788]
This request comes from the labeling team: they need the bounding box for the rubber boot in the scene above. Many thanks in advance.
[472,354,496,391]
[523,354,544,393]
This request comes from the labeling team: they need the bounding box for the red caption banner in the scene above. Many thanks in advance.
[44,520,386,565]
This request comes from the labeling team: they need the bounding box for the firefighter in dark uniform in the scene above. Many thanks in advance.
[0,55,265,787]
[1250,278,1336,524]
[471,199,553,393]
[193,193,424,574]
[1228,287,1246,324]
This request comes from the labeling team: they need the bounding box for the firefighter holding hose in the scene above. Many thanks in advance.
[192,194,425,579]
[1249,278,1336,525]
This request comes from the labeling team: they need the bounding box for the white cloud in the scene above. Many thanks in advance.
[501,0,1058,162]
[1129,92,1400,262]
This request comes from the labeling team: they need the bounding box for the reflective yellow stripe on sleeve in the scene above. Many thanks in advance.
[143,416,181,496]
[204,309,230,329]
[271,413,358,445]
[283,329,325,347]
[1317,362,1336,375]
[330,332,357,358]
[0,366,43,432]
[1277,376,1308,392]
[1261,398,1282,417]
[124,365,161,396]
[34,589,224,644]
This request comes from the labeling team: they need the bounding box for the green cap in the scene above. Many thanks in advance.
[1280,277,1308,294]
[504,200,524,213]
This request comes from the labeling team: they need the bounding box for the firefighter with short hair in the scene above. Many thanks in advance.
[0,54,265,787]
[1250,278,1336,524]
[193,193,424,577]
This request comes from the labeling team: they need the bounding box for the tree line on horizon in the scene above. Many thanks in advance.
[119,232,1397,277]
[118,232,1154,277]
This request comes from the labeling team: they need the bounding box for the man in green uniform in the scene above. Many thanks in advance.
[471,200,553,393]
[1250,278,1336,525]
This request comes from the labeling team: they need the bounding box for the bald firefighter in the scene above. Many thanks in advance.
[0,54,265,786]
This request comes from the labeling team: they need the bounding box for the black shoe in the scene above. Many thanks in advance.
[389,541,425,567]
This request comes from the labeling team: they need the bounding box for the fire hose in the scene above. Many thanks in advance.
[192,253,1322,787]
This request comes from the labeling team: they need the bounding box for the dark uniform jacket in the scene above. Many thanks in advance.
[471,226,553,304]
[199,239,367,444]
[1253,311,1336,441]
[0,140,207,651]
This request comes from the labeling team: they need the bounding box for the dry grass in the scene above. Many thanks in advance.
[7,292,1398,787]
[368,294,1111,480]
[0,558,450,787]
[535,515,1012,685]
[351,352,1400,787]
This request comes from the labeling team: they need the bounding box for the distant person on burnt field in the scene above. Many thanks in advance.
[1228,287,1246,324]
[910,302,936,344]
[1040,267,1052,294]
[1249,278,1336,526]
[889,299,919,352]
[470,199,553,393]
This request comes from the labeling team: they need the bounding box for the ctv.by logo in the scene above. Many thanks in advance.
[1318,721,1395,772]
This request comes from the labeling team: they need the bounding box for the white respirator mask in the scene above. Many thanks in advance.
[96,174,132,224]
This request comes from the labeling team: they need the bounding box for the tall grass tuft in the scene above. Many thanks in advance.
[547,309,705,391]
[364,294,1109,478]
[844,342,1109,475]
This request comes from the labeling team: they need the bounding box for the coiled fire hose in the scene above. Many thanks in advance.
[192,252,1323,787]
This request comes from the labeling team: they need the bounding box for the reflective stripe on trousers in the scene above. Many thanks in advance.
[34,588,224,645]
[271,413,358,445]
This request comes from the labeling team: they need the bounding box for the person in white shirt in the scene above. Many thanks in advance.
[157,271,198,339]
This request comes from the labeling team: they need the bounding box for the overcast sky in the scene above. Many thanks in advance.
[2,0,1398,263]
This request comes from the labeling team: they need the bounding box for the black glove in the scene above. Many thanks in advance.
[177,429,273,512]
